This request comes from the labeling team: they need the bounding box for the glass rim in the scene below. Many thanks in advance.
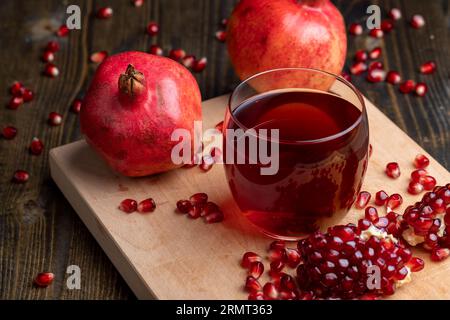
[227,67,366,145]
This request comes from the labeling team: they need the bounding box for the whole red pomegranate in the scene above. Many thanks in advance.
[227,0,347,90]
[80,51,202,177]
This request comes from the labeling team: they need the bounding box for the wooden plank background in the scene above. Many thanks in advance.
[0,0,448,299]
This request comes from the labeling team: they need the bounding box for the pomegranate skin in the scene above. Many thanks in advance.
[80,51,202,177]
[227,0,347,91]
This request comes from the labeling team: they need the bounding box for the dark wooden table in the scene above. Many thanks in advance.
[0,0,448,299]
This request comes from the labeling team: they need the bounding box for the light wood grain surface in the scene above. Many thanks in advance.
[49,94,450,299]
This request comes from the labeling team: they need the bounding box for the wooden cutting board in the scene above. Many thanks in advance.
[49,94,450,300]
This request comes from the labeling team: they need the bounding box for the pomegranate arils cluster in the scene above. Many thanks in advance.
[176,193,224,223]
[7,81,34,109]
[41,41,61,77]
[119,197,156,214]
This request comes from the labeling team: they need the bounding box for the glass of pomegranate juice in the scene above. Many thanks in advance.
[223,68,369,240]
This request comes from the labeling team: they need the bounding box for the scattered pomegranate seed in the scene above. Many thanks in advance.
[71,99,82,113]
[205,210,224,223]
[8,96,23,109]
[97,7,113,19]
[132,0,144,7]
[2,126,17,139]
[248,261,264,279]
[48,112,63,126]
[386,71,401,84]
[242,252,262,268]
[286,248,301,268]
[366,69,386,83]
[42,51,55,63]
[181,55,196,69]
[420,61,436,74]
[34,272,54,287]
[215,30,227,42]
[137,198,156,213]
[56,24,69,37]
[44,63,59,78]
[421,176,437,191]
[221,18,228,27]
[386,193,403,212]
[411,169,428,182]
[13,170,29,183]
[90,51,108,63]
[23,89,34,102]
[353,50,367,62]
[406,257,425,272]
[414,154,430,169]
[119,199,137,213]
[348,23,363,35]
[349,61,367,75]
[146,22,159,36]
[263,282,279,300]
[399,80,415,94]
[168,48,186,62]
[365,206,379,222]
[149,45,163,56]
[269,240,285,251]
[389,8,402,20]
[46,41,60,52]
[10,81,24,96]
[410,15,425,29]
[176,200,193,214]
[369,28,383,38]
[368,47,381,59]
[192,57,207,73]
[415,83,428,97]
[29,137,44,155]
[381,20,394,33]
[385,162,401,179]
[245,276,262,292]
[355,191,371,209]
[190,193,208,206]
[431,248,449,262]
[340,71,351,82]
[408,181,424,195]
[368,61,383,71]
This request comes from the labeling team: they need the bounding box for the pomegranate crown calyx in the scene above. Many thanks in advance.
[118,64,145,97]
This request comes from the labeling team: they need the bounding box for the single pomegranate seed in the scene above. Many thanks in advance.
[368,61,383,71]
[355,191,371,209]
[269,240,286,251]
[168,49,186,62]
[10,81,24,96]
[248,291,264,300]
[221,18,228,26]
[354,50,368,62]
[34,272,54,287]
[389,8,402,20]
[421,176,437,191]
[369,28,383,38]
[146,22,159,36]
[386,71,401,84]
[414,154,430,169]
[386,193,403,212]
[215,30,227,42]
[411,169,428,182]
[415,83,427,97]
[181,55,196,69]
[48,112,63,126]
[90,51,108,63]
[406,257,424,272]
[71,99,82,113]
[176,200,192,214]
[340,71,351,82]
[119,199,137,213]
[408,181,424,195]
[381,20,394,33]
[368,47,382,59]
[410,15,425,29]
[245,276,262,292]
[190,193,208,206]
[268,248,287,262]
[2,126,17,139]
[97,7,113,19]
[46,41,60,52]
[202,202,220,217]
[375,190,389,206]
[366,69,386,83]
[385,162,401,179]
[263,282,278,300]
[23,89,34,102]
[420,61,436,74]
[204,210,224,223]
[29,137,44,155]
[149,45,163,56]
[424,233,439,250]
[286,248,301,268]
[44,63,59,78]
[187,205,202,219]
[348,23,363,35]
[270,260,285,273]
[132,0,144,7]
[13,170,29,183]
[192,57,207,73]
[248,261,264,279]
[431,248,450,262]
[56,24,69,37]
[399,80,415,94]
[42,51,55,63]
[242,252,262,268]
[365,206,379,222]
[349,61,367,75]
[137,198,156,213]
[8,96,23,109]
